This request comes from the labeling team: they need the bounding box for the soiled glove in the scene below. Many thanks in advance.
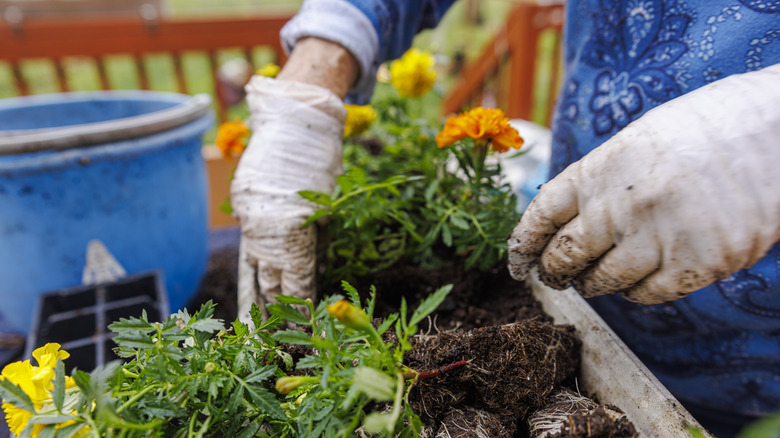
[508,63,780,305]
[231,76,346,321]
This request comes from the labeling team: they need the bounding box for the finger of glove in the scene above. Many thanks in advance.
[508,174,579,281]
[537,214,615,290]
[571,234,661,298]
[254,225,317,304]
[618,265,721,305]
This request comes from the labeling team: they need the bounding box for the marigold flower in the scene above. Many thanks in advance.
[344,104,377,137]
[435,107,524,153]
[275,376,319,395]
[327,300,373,332]
[215,118,250,159]
[1,343,76,437]
[389,49,437,98]
[256,63,281,78]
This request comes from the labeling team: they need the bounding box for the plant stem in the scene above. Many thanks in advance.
[386,371,405,432]
[116,384,159,414]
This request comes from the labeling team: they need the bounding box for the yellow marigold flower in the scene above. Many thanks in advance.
[1,343,75,437]
[275,376,318,395]
[327,300,373,332]
[435,107,524,153]
[256,63,281,78]
[215,118,250,159]
[389,48,437,98]
[344,104,377,137]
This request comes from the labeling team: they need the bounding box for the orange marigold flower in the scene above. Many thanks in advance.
[215,118,250,159]
[435,107,524,153]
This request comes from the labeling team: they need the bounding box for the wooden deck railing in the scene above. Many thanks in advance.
[442,2,564,126]
[0,14,292,122]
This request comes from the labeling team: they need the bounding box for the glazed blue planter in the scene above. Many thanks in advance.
[0,91,214,333]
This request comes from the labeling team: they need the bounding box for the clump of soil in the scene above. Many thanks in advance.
[406,320,581,436]
[434,406,511,437]
[527,388,637,438]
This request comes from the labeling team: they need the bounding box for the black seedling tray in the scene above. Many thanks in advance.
[25,271,169,373]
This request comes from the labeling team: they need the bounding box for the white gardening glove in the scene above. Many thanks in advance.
[508,63,780,305]
[231,76,346,322]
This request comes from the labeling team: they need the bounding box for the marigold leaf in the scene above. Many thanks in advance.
[28,412,81,425]
[409,284,453,328]
[53,360,65,412]
[226,385,244,415]
[113,332,156,349]
[376,314,398,335]
[35,424,56,438]
[0,379,35,412]
[189,318,225,333]
[243,385,284,420]
[50,422,87,438]
[108,317,155,333]
[232,319,248,338]
[245,365,277,384]
[266,304,309,325]
[249,302,264,328]
[271,329,312,346]
[353,367,395,402]
[340,281,362,307]
[363,411,396,434]
[274,295,310,306]
[301,209,331,229]
[235,422,260,438]
[449,213,470,230]
[441,223,453,247]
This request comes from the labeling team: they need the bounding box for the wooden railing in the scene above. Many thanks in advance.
[442,2,564,126]
[0,14,292,122]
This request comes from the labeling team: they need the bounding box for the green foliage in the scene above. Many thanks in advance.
[736,411,780,438]
[304,82,522,289]
[10,284,451,437]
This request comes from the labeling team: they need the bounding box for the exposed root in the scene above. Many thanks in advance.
[528,388,638,438]
[435,406,512,438]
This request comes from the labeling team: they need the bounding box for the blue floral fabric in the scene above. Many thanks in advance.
[340,0,458,63]
[550,0,780,425]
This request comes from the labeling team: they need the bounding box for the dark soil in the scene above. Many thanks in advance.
[406,321,580,436]
[191,237,637,437]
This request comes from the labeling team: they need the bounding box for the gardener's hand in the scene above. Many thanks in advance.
[508,63,780,305]
[231,38,358,322]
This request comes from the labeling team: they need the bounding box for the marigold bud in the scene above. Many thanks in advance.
[204,362,216,373]
[275,376,318,395]
[327,300,373,332]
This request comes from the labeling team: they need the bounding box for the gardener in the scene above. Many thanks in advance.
[230,1,780,435]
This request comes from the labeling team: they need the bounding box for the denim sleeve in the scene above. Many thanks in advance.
[280,0,457,104]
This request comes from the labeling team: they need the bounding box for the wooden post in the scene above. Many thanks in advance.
[506,4,538,120]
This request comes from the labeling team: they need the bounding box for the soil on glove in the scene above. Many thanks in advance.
[191,243,637,437]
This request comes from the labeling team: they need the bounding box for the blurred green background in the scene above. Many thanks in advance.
[0,0,556,129]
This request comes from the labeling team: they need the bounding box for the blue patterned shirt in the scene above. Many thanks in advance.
[281,0,780,426]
